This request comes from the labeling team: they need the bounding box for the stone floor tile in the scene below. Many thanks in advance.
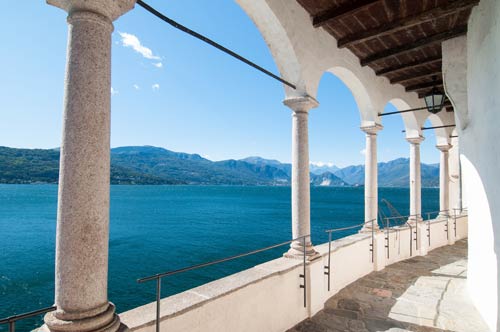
[289,240,489,332]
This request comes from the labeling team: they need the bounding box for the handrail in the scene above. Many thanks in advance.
[382,214,423,258]
[324,219,377,291]
[451,208,469,237]
[137,235,310,332]
[383,215,416,221]
[324,221,367,233]
[0,306,56,332]
[425,209,451,220]
[382,209,469,254]
[138,235,309,283]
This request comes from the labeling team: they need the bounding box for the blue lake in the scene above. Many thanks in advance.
[0,185,439,330]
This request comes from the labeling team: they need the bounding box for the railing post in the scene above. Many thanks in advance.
[325,232,332,291]
[414,216,419,251]
[371,220,375,263]
[156,277,161,332]
[300,236,306,308]
[427,217,431,246]
[9,321,15,332]
[445,218,449,240]
[454,209,457,237]
[408,223,413,257]
[385,218,390,259]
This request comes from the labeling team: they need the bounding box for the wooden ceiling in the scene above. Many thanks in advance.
[296,0,478,112]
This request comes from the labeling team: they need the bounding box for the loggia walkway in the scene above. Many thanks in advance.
[288,239,489,332]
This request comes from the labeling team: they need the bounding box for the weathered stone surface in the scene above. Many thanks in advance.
[41,1,135,331]
[329,308,360,320]
[337,298,362,312]
[283,96,319,259]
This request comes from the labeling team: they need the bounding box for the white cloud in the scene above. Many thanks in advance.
[111,87,119,95]
[133,84,140,90]
[310,161,334,167]
[153,62,163,68]
[119,32,161,60]
[360,148,366,156]
[152,83,160,91]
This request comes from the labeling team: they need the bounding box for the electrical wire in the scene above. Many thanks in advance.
[136,0,297,90]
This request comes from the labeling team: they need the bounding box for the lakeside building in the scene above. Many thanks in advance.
[2,0,498,331]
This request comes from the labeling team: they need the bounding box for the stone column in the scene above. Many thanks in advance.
[43,1,135,332]
[437,144,451,218]
[361,124,382,231]
[449,136,462,214]
[407,137,424,223]
[284,96,319,259]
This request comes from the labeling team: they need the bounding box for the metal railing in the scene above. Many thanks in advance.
[137,235,310,332]
[452,208,468,237]
[2,209,470,332]
[0,306,56,332]
[324,219,376,291]
[382,214,421,259]
[424,209,454,241]
[425,209,450,221]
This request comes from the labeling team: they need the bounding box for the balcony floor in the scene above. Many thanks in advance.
[289,239,489,332]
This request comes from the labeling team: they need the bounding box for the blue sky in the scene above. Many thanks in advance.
[0,1,438,167]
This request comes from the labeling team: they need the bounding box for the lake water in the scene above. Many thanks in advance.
[0,185,439,330]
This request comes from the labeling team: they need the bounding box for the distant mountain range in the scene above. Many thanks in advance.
[0,146,439,187]
[333,158,439,187]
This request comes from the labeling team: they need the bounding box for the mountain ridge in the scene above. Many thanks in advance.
[0,146,438,187]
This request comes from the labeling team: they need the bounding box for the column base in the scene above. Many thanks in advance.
[407,216,423,225]
[38,323,128,332]
[438,212,450,220]
[284,242,321,261]
[359,224,379,233]
[40,303,126,332]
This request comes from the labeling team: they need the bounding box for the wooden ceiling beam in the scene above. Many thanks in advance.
[361,25,467,66]
[375,56,441,76]
[338,0,478,48]
[312,0,379,28]
[391,70,442,85]
[406,80,443,92]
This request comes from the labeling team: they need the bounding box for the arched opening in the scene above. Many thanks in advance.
[1,0,311,326]
[308,71,366,242]
[375,99,441,219]
[328,67,374,123]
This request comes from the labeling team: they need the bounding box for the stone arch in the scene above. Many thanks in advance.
[386,98,422,138]
[318,66,376,124]
[425,111,455,146]
[235,0,309,97]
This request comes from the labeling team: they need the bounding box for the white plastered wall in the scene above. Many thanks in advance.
[443,1,500,330]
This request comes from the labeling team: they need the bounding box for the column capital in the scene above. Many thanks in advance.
[361,123,383,135]
[283,95,319,113]
[407,136,425,145]
[436,144,452,152]
[47,0,135,21]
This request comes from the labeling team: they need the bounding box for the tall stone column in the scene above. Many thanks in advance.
[43,1,135,331]
[284,96,319,259]
[407,137,424,223]
[361,124,382,231]
[449,136,462,214]
[437,144,451,217]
